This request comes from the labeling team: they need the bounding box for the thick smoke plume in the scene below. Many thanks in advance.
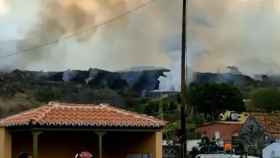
[2,0,280,89]
[0,0,171,70]
[16,0,128,69]
[187,0,280,75]
[161,0,280,90]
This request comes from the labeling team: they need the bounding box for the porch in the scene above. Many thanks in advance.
[0,102,166,158]
[10,128,162,158]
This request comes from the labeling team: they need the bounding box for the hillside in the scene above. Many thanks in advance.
[0,68,169,117]
[192,72,280,95]
[1,68,280,118]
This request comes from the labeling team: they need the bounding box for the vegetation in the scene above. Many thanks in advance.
[3,69,280,142]
[249,88,280,112]
[34,87,64,102]
[0,79,247,140]
[189,83,245,118]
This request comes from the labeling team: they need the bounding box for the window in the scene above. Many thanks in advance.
[215,131,221,139]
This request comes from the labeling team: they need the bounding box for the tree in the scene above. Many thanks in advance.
[249,88,280,112]
[189,83,245,117]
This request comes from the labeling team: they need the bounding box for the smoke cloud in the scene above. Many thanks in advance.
[161,0,280,90]
[187,0,280,75]
[1,0,280,78]
[15,0,130,69]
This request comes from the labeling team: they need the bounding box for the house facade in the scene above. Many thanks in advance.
[196,121,243,145]
[195,112,280,156]
[0,102,166,158]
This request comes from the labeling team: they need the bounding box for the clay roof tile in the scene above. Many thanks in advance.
[0,102,166,128]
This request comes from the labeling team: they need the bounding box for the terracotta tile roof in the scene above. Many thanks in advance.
[250,112,280,138]
[0,102,166,128]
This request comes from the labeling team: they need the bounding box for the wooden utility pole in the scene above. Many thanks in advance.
[180,0,188,157]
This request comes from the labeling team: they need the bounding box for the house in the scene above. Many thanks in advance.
[196,121,244,146]
[0,102,166,158]
[195,112,280,156]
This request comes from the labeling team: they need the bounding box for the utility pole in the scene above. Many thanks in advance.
[180,0,188,157]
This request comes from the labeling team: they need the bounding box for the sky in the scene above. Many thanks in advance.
[0,0,9,16]
[1,0,280,76]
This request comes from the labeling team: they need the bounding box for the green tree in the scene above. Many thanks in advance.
[189,83,245,117]
[34,87,63,102]
[249,88,280,112]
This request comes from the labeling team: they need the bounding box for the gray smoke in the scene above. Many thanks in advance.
[0,0,173,71]
[187,0,280,75]
[161,0,280,90]
[15,0,128,69]
[2,0,280,90]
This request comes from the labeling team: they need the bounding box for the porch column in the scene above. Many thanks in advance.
[0,128,12,158]
[96,132,106,158]
[154,131,163,158]
[32,131,42,158]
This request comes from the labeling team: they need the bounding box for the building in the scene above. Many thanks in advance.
[196,121,244,145]
[0,102,166,158]
[195,112,280,156]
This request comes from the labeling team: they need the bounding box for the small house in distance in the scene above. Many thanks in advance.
[196,121,244,147]
[0,102,166,158]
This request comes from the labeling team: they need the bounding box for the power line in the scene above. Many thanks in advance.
[0,0,158,59]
